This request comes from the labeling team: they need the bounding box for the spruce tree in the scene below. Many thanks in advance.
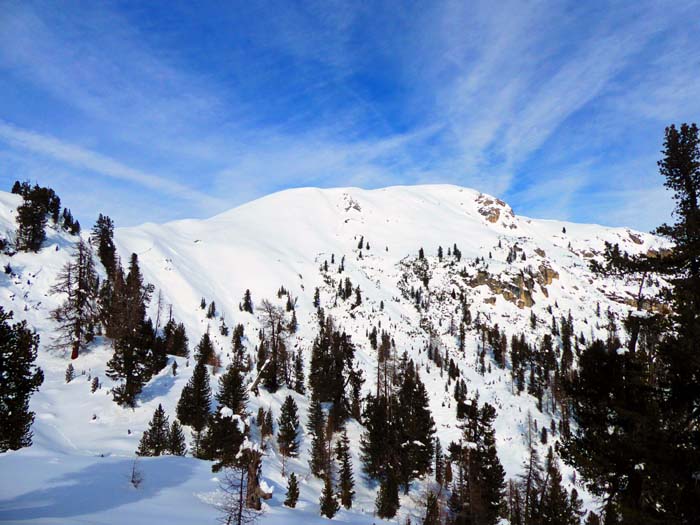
[277,395,300,459]
[194,332,216,366]
[308,398,327,477]
[168,420,187,456]
[50,239,99,359]
[105,254,155,407]
[375,469,400,519]
[319,474,339,519]
[16,197,47,252]
[65,363,75,383]
[335,429,355,509]
[176,360,212,436]
[293,350,305,394]
[200,407,246,470]
[136,404,171,456]
[423,491,440,525]
[242,289,253,313]
[90,214,117,277]
[216,363,248,415]
[284,471,300,508]
[0,308,43,451]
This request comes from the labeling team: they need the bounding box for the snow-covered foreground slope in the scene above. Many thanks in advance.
[0,185,667,524]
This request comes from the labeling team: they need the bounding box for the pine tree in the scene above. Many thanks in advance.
[277,395,300,460]
[216,364,248,414]
[319,474,339,519]
[50,239,99,359]
[435,438,444,486]
[136,404,171,456]
[16,197,47,252]
[242,289,253,313]
[284,472,300,508]
[194,331,216,366]
[335,429,355,509]
[90,214,117,277]
[206,301,217,319]
[0,308,43,451]
[200,407,246,470]
[375,469,400,519]
[308,397,327,477]
[176,360,212,436]
[261,409,274,438]
[105,254,155,407]
[162,319,189,357]
[293,350,305,394]
[65,363,75,383]
[168,420,187,456]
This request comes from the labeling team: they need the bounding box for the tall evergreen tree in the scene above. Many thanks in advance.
[375,468,400,519]
[0,308,43,451]
[200,407,246,471]
[307,397,327,477]
[168,420,187,456]
[176,360,212,444]
[194,331,216,366]
[50,239,99,359]
[335,429,355,509]
[90,214,117,277]
[105,254,155,407]
[284,472,300,508]
[216,364,248,414]
[277,395,300,460]
[319,474,339,519]
[136,404,171,456]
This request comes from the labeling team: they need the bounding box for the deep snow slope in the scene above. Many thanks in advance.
[0,185,666,524]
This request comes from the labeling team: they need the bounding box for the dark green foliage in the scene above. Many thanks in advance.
[319,475,339,519]
[162,319,189,357]
[277,395,300,458]
[284,472,299,508]
[261,409,273,438]
[216,364,248,414]
[105,254,155,407]
[90,214,117,277]
[375,469,399,519]
[308,319,363,431]
[307,397,327,477]
[194,332,216,366]
[169,420,187,456]
[136,404,170,456]
[241,289,253,313]
[206,301,217,319]
[292,350,305,394]
[65,363,75,383]
[570,122,700,524]
[176,360,212,433]
[50,239,99,359]
[0,308,43,451]
[14,183,60,252]
[450,400,505,525]
[335,429,354,509]
[200,407,246,471]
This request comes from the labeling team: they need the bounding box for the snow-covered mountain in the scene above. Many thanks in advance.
[0,185,667,524]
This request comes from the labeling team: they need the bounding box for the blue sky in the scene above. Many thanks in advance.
[1,1,699,230]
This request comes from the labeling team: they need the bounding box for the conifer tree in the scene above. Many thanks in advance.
[284,472,300,508]
[206,301,217,319]
[277,395,300,460]
[105,254,155,407]
[90,214,117,277]
[200,407,246,470]
[194,331,216,366]
[293,350,305,394]
[242,290,253,313]
[16,197,47,252]
[168,420,187,456]
[176,360,212,441]
[50,239,99,359]
[335,429,355,509]
[216,364,248,414]
[162,319,189,357]
[136,404,171,456]
[308,398,327,477]
[375,469,400,519]
[65,363,75,383]
[319,474,339,519]
[261,409,274,438]
[0,308,43,452]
